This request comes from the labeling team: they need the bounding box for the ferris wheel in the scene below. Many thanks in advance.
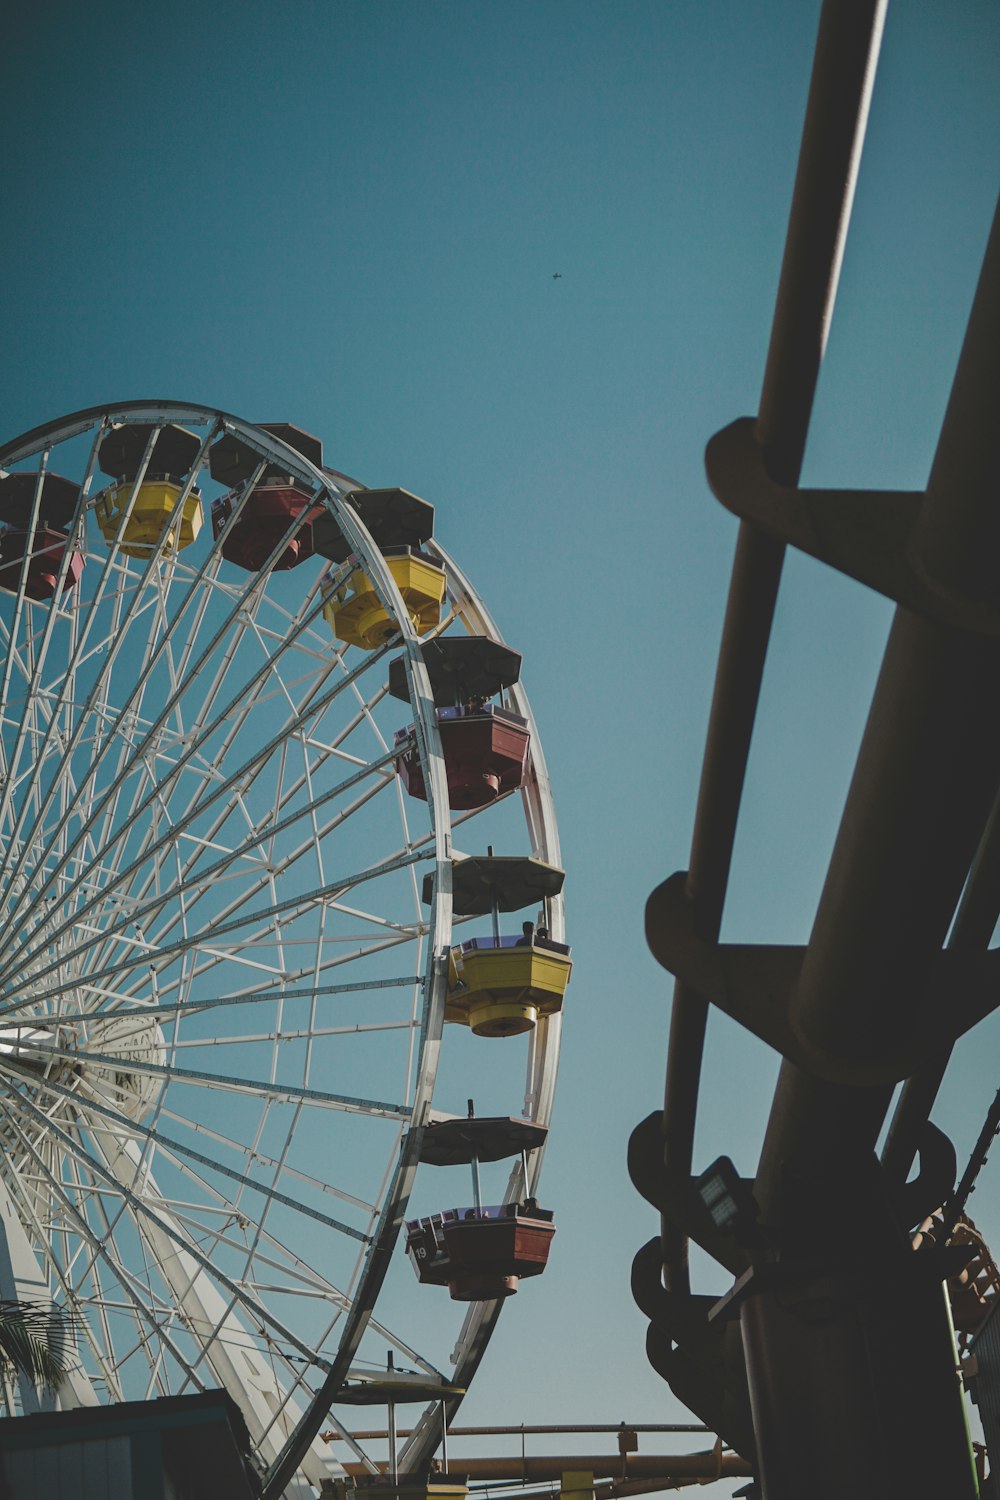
[0,404,568,1498]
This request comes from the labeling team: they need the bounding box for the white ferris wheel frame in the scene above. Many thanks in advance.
[0,402,564,1498]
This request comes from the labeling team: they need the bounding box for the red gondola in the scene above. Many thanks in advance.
[209,423,325,572]
[394,703,530,810]
[211,483,323,572]
[406,1202,556,1301]
[404,1112,555,1300]
[390,638,530,810]
[0,526,84,601]
[0,472,84,601]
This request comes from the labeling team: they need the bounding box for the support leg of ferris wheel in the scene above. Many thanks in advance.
[87,1125,340,1496]
[0,1173,98,1413]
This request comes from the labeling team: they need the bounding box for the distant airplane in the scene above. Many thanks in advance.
[552,272,562,280]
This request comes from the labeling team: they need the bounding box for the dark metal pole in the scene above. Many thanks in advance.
[880,193,1000,1182]
[659,0,887,1296]
[339,1453,753,1483]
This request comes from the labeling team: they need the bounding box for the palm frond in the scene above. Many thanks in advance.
[0,1300,75,1390]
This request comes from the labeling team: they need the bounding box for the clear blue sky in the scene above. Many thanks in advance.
[3,2,999,1493]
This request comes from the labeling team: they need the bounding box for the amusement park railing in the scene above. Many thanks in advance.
[635,0,1000,1495]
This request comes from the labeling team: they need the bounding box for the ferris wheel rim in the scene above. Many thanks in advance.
[392,540,564,1478]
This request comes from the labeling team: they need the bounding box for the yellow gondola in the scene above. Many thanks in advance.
[95,479,203,557]
[323,547,446,650]
[445,936,572,1037]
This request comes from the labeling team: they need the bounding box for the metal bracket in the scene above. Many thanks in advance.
[628,1113,750,1276]
[646,871,1000,1086]
[706,418,1000,636]
[632,1239,756,1463]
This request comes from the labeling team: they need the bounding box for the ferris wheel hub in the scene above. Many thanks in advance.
[0,1014,165,1124]
[76,1014,167,1121]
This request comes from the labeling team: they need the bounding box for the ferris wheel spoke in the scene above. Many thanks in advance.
[0,526,352,949]
[209,1216,449,1387]
[5,1081,342,1378]
[0,632,33,779]
[0,920,427,1023]
[0,1091,202,1400]
[165,1115,382,1233]
[75,748,401,985]
[0,423,106,839]
[163,1202,362,1314]
[3,1054,375,1245]
[157,1225,354,1408]
[0,628,389,979]
[154,634,389,870]
[0,458,51,767]
[0,1127,96,1324]
[159,475,273,697]
[115,910,429,1022]
[135,793,407,981]
[15,425,215,784]
[63,758,400,1002]
[156,1107,381,1216]
[24,459,244,873]
[12,1039,411,1119]
[0,423,188,897]
[162,1188,451,1440]
[233,1097,307,1293]
[144,669,388,891]
[22,636,361,944]
[80,573,201,887]
[320,893,425,936]
[240,607,328,724]
[171,1021,415,1047]
[59,1151,188,1400]
[6,835,430,1008]
[21,973,422,1028]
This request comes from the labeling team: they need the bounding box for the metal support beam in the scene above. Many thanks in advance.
[756,187,1000,1206]
[338,1453,752,1484]
[731,1267,975,1498]
[654,0,887,1302]
[647,871,1000,1085]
